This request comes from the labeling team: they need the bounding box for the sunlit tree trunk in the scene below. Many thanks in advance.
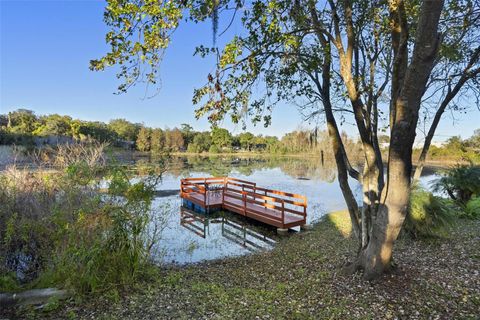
[325,0,445,278]
[357,0,444,278]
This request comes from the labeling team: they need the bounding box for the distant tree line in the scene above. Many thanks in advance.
[0,109,363,155]
[2,109,476,161]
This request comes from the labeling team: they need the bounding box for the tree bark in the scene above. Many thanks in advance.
[355,0,445,278]
[307,7,362,239]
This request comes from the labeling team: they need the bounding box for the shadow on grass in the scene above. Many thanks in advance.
[323,210,353,239]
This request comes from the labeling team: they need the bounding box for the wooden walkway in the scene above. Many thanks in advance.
[180,177,307,231]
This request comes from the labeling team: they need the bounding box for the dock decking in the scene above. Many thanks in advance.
[180,177,307,231]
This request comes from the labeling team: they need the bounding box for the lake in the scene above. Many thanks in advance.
[134,155,437,265]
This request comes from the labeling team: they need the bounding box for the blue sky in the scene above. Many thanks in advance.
[1,0,478,141]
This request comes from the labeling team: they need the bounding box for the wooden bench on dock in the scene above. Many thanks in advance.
[180,177,307,233]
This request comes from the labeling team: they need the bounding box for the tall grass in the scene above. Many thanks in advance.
[0,143,165,295]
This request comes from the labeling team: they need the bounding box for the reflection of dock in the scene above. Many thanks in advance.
[221,219,275,252]
[180,207,208,238]
[180,206,223,238]
[180,177,307,233]
[179,206,276,251]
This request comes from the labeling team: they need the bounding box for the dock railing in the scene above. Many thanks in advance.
[181,177,307,228]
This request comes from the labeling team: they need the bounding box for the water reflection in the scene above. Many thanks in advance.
[156,200,278,265]
[134,154,340,182]
[180,206,211,238]
[144,155,437,265]
[221,216,276,253]
[179,206,276,253]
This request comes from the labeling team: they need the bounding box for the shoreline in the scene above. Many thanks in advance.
[121,149,472,166]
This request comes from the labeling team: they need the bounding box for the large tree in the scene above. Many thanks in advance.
[164,128,185,151]
[211,127,233,149]
[108,118,141,142]
[238,132,255,151]
[6,109,38,134]
[34,114,73,136]
[136,126,151,151]
[150,128,165,153]
[92,0,480,279]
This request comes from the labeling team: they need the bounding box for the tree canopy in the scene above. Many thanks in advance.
[108,118,141,141]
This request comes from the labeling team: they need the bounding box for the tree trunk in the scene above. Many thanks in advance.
[347,0,445,278]
[325,112,361,240]
[358,162,411,278]
[413,100,444,181]
[308,18,362,239]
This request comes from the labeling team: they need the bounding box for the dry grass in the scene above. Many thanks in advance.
[30,142,107,168]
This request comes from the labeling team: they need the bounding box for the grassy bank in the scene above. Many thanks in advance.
[5,210,479,319]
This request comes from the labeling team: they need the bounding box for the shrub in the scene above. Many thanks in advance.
[464,197,480,219]
[209,145,220,153]
[0,131,35,146]
[404,186,457,238]
[432,164,480,204]
[0,150,165,294]
[40,164,163,294]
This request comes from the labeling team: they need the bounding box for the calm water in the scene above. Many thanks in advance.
[137,155,437,265]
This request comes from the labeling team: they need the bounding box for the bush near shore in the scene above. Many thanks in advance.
[0,143,165,297]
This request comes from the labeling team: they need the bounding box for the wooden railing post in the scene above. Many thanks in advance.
[204,178,207,206]
[243,191,247,215]
[303,197,307,218]
[281,199,285,225]
[222,178,225,205]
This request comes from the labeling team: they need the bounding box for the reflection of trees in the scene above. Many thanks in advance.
[139,155,345,182]
[132,156,178,176]
[276,157,337,182]
[236,166,254,176]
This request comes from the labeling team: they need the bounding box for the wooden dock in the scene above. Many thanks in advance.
[180,177,307,232]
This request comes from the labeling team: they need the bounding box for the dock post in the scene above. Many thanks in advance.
[277,228,289,235]
[242,191,247,216]
[222,177,226,207]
